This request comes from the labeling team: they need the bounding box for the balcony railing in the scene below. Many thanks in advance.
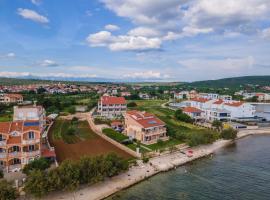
[8,151,22,158]
[22,139,40,145]
[0,140,7,146]
[0,153,7,159]
[22,150,40,157]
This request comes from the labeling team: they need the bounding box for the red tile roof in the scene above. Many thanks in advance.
[224,102,244,107]
[101,96,126,105]
[7,136,21,144]
[41,148,56,158]
[5,94,23,99]
[0,122,11,134]
[127,110,165,128]
[191,98,210,103]
[213,99,224,104]
[182,107,203,113]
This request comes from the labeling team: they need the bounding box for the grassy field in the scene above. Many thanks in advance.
[0,114,12,122]
[52,119,97,143]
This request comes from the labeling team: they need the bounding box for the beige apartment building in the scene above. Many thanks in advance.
[125,110,168,145]
[97,96,127,118]
[0,93,23,104]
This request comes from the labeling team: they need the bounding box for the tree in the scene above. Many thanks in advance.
[0,170,3,179]
[67,127,76,135]
[24,170,49,198]
[127,102,137,108]
[0,179,17,200]
[57,160,80,191]
[175,109,192,123]
[220,128,238,140]
[212,120,223,131]
[68,106,76,114]
[23,158,50,175]
[187,131,216,147]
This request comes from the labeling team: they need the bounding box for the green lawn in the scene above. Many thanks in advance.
[51,119,97,143]
[0,114,12,122]
[102,128,129,142]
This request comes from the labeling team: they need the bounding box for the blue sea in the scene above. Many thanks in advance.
[108,135,270,200]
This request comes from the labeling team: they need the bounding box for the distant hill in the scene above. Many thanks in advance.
[187,76,270,88]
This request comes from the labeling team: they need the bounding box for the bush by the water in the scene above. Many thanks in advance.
[220,128,237,140]
[24,153,128,198]
[0,179,17,200]
[187,131,216,147]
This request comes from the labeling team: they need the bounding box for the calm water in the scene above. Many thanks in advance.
[108,135,270,200]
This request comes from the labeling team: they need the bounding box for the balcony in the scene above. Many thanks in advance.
[22,139,40,145]
[8,164,22,172]
[22,150,40,157]
[0,140,7,146]
[8,151,22,158]
[0,153,7,159]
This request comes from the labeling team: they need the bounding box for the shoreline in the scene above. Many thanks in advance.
[42,128,270,200]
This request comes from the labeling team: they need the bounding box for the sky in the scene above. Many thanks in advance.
[0,0,270,82]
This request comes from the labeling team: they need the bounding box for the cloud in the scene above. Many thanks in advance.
[0,71,97,78]
[104,24,120,31]
[17,8,49,24]
[39,59,59,67]
[123,70,169,80]
[128,27,160,37]
[85,10,93,16]
[0,52,16,59]
[261,27,270,39]
[86,31,162,51]
[30,0,42,5]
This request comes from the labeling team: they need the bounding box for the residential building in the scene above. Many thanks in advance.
[97,96,127,118]
[13,105,46,131]
[125,110,168,144]
[139,93,150,99]
[255,93,270,101]
[182,107,204,120]
[0,93,23,104]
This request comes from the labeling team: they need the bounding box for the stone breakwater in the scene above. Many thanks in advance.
[42,128,270,200]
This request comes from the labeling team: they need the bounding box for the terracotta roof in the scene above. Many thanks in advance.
[5,94,23,99]
[111,121,123,126]
[10,121,23,132]
[190,98,210,103]
[224,102,244,107]
[7,136,21,144]
[0,122,11,134]
[127,110,165,128]
[41,148,56,158]
[213,99,224,104]
[182,107,203,113]
[101,96,126,105]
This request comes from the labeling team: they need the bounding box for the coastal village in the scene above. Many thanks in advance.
[0,81,270,199]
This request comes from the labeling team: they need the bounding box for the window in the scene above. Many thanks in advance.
[28,145,35,152]
[28,131,35,139]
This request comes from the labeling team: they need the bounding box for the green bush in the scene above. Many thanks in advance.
[24,153,128,198]
[187,131,216,147]
[142,157,149,163]
[212,120,223,130]
[175,109,193,123]
[102,128,128,142]
[127,102,137,107]
[23,158,50,175]
[0,180,17,200]
[220,128,237,140]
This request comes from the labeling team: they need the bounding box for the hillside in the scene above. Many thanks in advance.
[187,76,270,89]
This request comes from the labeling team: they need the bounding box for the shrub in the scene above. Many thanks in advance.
[23,158,50,175]
[68,106,76,114]
[0,170,3,179]
[175,109,193,123]
[24,170,49,198]
[212,120,223,130]
[127,102,137,107]
[0,179,17,200]
[220,128,238,140]
[187,131,216,147]
[142,157,149,163]
[66,127,76,135]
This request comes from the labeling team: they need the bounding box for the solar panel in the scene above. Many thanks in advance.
[148,120,157,124]
[24,121,39,127]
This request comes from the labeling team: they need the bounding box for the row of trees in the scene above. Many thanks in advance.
[24,153,128,198]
